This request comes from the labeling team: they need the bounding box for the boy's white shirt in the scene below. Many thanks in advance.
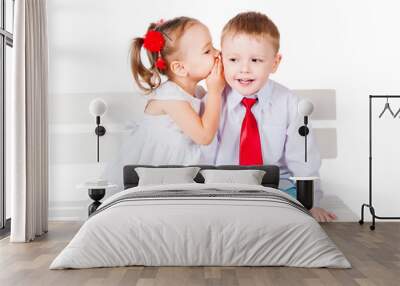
[201,79,323,206]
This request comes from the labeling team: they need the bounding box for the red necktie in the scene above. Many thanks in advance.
[239,97,263,165]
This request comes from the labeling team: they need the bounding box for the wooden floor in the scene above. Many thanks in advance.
[0,222,399,286]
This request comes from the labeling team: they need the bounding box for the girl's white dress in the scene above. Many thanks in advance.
[102,81,206,190]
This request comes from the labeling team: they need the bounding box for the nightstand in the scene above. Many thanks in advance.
[77,183,118,216]
[289,177,319,210]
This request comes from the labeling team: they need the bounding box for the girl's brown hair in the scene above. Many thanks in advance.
[130,16,200,93]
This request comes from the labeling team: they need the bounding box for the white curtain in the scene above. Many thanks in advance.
[8,0,49,242]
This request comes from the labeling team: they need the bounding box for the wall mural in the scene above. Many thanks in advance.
[97,12,336,222]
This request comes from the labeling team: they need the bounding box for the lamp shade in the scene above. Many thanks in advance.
[89,98,107,117]
[298,100,314,116]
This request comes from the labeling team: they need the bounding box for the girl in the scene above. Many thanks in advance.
[103,17,225,190]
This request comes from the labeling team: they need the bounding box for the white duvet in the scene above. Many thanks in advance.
[50,183,351,269]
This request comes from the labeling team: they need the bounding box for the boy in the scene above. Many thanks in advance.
[212,11,336,222]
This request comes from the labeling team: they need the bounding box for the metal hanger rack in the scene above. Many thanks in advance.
[359,95,400,230]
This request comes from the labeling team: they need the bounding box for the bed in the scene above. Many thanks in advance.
[50,165,350,269]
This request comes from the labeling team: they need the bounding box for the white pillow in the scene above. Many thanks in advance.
[135,167,200,186]
[200,169,266,185]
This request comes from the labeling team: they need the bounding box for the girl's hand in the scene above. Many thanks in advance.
[206,56,225,95]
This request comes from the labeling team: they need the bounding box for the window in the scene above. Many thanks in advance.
[0,0,14,235]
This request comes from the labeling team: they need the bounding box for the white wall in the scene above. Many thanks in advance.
[47,0,400,221]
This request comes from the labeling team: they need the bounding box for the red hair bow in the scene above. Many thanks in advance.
[143,30,165,53]
[143,29,167,70]
[155,57,166,70]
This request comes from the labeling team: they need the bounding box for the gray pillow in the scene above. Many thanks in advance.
[200,169,266,185]
[135,167,200,186]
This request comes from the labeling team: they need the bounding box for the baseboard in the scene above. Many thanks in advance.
[49,200,87,221]
[48,217,84,222]
[319,195,359,222]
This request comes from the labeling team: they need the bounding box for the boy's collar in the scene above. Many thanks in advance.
[226,80,274,110]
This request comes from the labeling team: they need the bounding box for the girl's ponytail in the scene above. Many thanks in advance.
[130,17,199,94]
[130,37,161,93]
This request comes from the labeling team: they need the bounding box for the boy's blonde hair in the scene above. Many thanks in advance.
[222,11,280,53]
